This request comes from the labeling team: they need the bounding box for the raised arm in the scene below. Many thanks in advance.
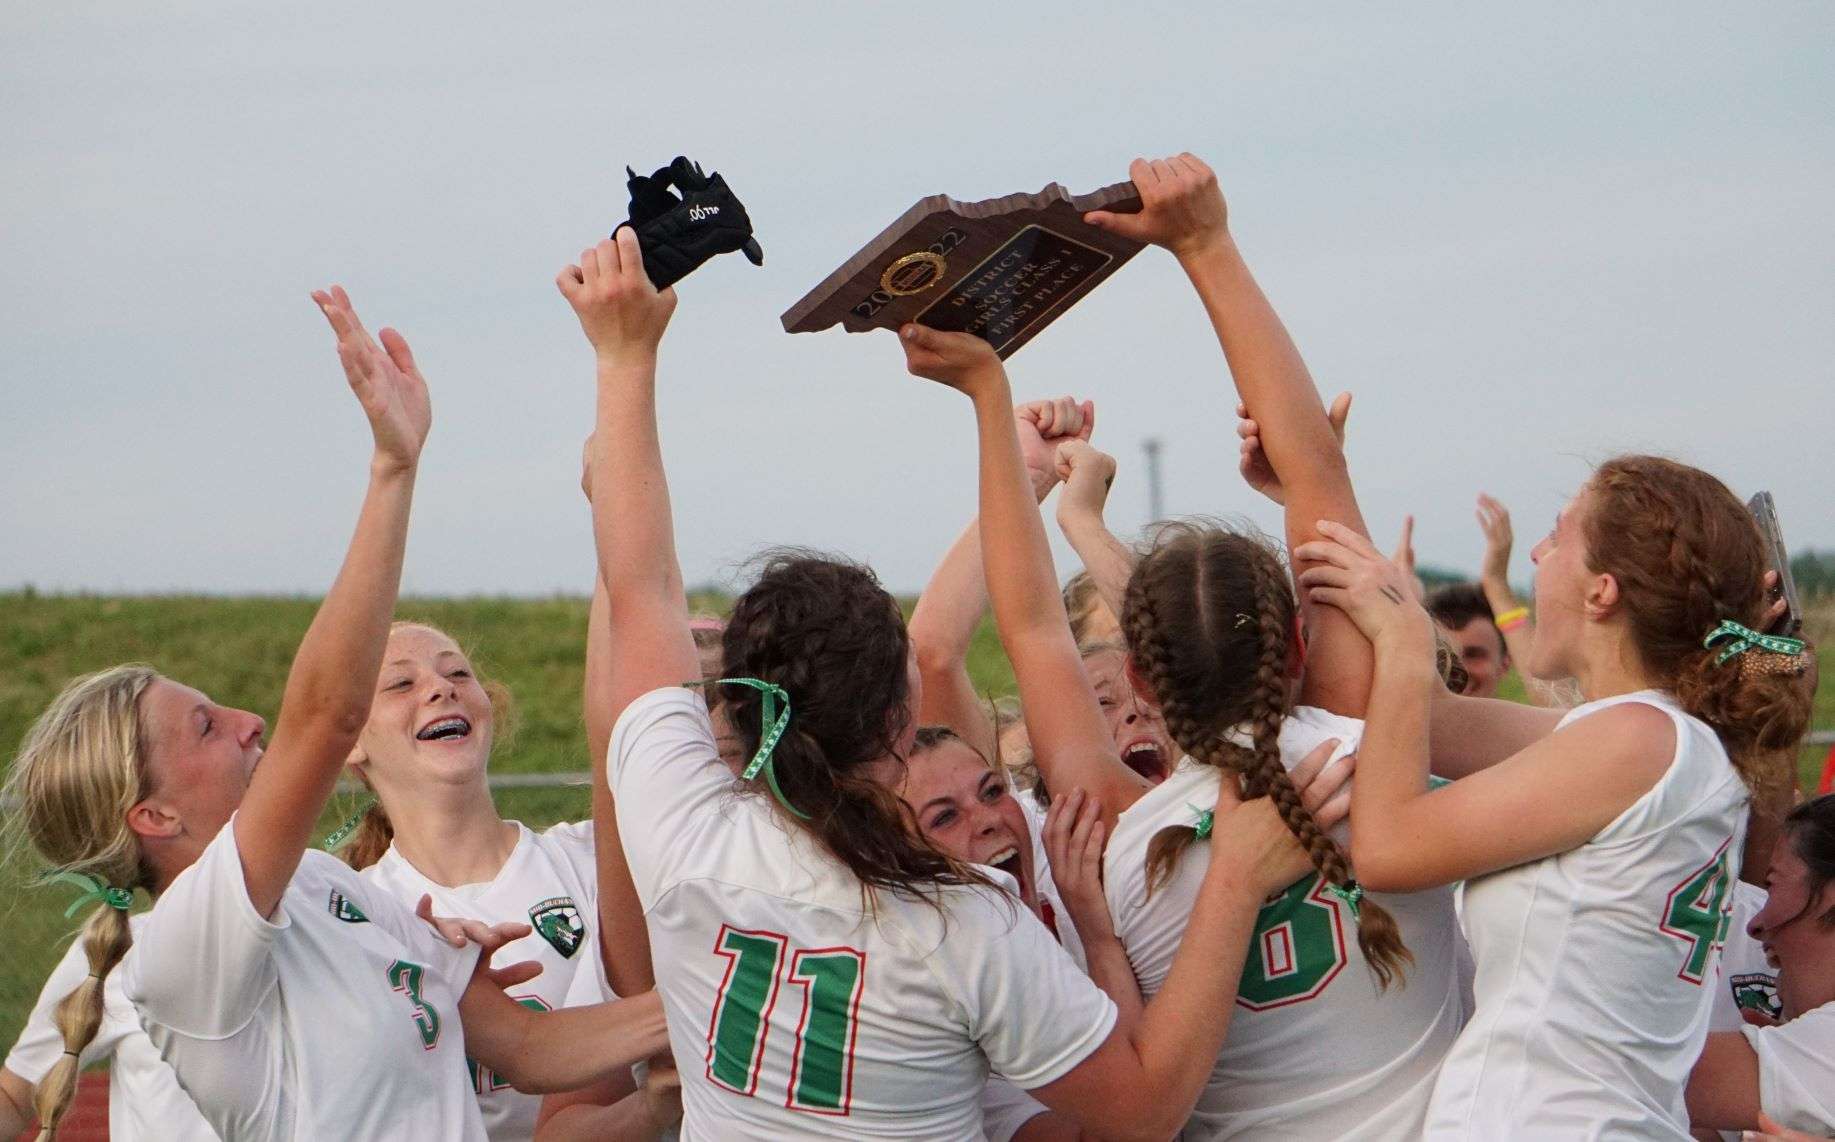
[1088,154,1372,716]
[558,230,700,722]
[234,287,428,918]
[1053,440,1134,624]
[909,397,1092,760]
[898,326,1147,826]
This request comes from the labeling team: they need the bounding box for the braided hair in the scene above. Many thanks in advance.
[720,550,992,907]
[1122,523,1411,990]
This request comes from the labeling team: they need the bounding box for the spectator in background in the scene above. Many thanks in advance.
[1427,582,1511,699]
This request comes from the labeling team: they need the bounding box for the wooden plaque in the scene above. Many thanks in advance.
[781,181,1144,358]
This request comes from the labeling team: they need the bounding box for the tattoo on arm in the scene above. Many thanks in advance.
[1380,585,1406,605]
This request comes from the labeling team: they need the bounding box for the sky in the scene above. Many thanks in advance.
[3,3,1831,597]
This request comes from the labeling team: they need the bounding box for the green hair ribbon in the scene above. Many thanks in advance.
[1188,805,1214,840]
[50,871,133,919]
[322,796,376,851]
[704,677,807,821]
[1703,619,1806,667]
[1326,880,1366,920]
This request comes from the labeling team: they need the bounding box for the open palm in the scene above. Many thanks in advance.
[312,285,432,469]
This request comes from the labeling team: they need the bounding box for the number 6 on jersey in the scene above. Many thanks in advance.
[706,925,867,1115]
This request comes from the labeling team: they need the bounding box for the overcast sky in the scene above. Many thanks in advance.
[3,3,1831,597]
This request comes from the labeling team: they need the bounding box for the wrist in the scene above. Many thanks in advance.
[967,369,1013,410]
[594,349,658,377]
[1171,229,1236,267]
[369,454,418,481]
[1058,503,1108,538]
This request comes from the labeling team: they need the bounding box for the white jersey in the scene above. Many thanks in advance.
[1103,706,1464,1140]
[6,914,217,1141]
[121,818,487,1141]
[981,1077,1050,1142]
[1429,690,1748,1140]
[1709,881,1779,1031]
[360,820,599,1142]
[611,688,1117,1140]
[1739,1002,1835,1135]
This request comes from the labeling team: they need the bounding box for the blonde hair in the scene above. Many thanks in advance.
[338,621,517,871]
[3,665,158,1137]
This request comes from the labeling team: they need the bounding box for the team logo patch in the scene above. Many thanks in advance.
[328,891,369,923]
[1730,971,1782,1022]
[529,897,584,959]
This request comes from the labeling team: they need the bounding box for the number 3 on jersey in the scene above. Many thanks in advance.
[1660,839,1735,984]
[707,925,866,1115]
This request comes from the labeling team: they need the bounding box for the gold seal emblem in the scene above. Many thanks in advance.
[880,251,948,297]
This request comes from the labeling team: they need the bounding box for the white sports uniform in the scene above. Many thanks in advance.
[1738,1002,1835,1135]
[1015,795,1085,971]
[1103,705,1465,1140]
[1709,881,1779,1031]
[360,820,599,1142]
[611,688,1117,1140]
[6,914,217,1141]
[121,817,487,1141]
[1429,689,1747,1140]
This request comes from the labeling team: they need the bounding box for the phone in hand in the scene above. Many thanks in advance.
[1747,491,1802,636]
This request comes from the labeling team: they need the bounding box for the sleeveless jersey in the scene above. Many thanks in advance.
[610,688,1117,1140]
[1103,706,1464,1140]
[121,818,487,1140]
[360,820,599,1141]
[6,913,217,1141]
[1428,689,1748,1140]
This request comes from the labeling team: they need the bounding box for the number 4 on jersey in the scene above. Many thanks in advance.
[1660,839,1735,985]
[707,925,866,1115]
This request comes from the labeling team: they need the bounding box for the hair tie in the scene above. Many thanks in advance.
[698,677,807,821]
[50,871,132,919]
[1187,805,1214,840]
[1326,879,1365,920]
[1703,619,1805,667]
[321,797,376,851]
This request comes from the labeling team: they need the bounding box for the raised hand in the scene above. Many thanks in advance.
[312,285,432,472]
[1238,392,1351,505]
[557,229,677,364]
[1391,515,1426,602]
[1016,396,1095,499]
[1084,153,1228,259]
[1055,439,1117,530]
[1476,494,1513,587]
[898,324,1005,398]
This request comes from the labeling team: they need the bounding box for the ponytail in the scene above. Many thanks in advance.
[337,801,396,871]
[34,903,133,1139]
[1123,524,1412,989]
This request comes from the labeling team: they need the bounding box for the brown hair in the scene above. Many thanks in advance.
[338,622,518,871]
[721,551,991,905]
[1121,524,1411,989]
[1581,456,1812,788]
[2,666,157,1137]
[1778,795,1835,931]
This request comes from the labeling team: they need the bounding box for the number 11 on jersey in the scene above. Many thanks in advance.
[707,925,867,1115]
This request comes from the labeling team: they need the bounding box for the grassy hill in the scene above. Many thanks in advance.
[0,591,1826,1057]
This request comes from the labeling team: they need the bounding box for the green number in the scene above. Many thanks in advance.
[468,996,551,1093]
[1661,841,1734,984]
[786,949,865,1114]
[1236,874,1350,1010]
[386,960,441,1049]
[708,928,787,1095]
[706,926,865,1116]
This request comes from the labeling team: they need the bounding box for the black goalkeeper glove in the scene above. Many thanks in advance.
[616,156,764,290]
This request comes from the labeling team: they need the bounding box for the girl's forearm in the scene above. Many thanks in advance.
[1079,932,1145,1034]
[1348,630,1438,875]
[972,378,1071,646]
[591,362,686,613]
[1057,512,1135,625]
[498,992,670,1094]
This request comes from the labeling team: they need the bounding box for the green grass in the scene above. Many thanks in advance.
[0,592,1825,1055]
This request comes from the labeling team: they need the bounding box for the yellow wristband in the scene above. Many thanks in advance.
[1494,607,1529,632]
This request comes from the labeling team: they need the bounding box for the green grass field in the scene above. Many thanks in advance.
[0,591,1826,1055]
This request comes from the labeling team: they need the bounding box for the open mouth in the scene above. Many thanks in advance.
[416,716,472,743]
[1122,741,1166,782]
[988,845,1030,898]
